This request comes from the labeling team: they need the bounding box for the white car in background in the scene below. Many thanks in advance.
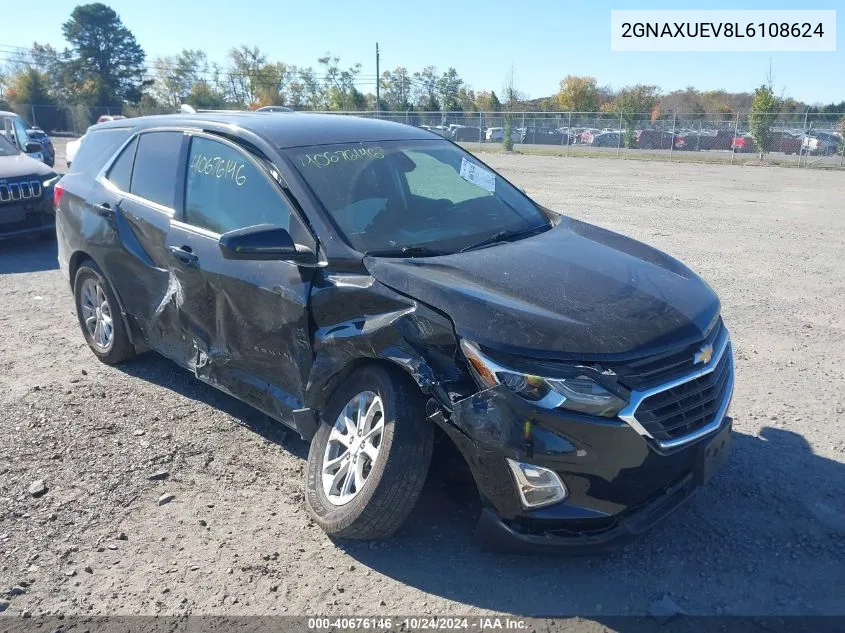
[66,135,83,168]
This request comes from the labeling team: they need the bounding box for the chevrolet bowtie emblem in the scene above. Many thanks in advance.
[694,344,713,366]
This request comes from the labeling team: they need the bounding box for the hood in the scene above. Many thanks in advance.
[364,218,720,360]
[0,153,53,179]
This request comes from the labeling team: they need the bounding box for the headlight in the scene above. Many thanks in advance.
[460,339,626,417]
[42,173,60,188]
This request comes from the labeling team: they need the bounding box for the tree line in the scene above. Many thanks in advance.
[1,2,843,141]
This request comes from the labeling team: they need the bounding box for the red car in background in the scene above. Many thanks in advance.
[732,133,802,155]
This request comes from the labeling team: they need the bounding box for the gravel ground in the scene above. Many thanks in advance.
[1,147,844,622]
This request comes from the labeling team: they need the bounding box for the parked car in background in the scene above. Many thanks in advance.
[1,111,47,163]
[256,106,294,113]
[767,131,802,155]
[56,112,733,553]
[636,129,675,150]
[802,131,842,156]
[731,135,755,153]
[66,136,83,168]
[451,126,484,142]
[579,128,600,144]
[96,114,127,124]
[0,133,60,240]
[522,128,568,145]
[590,131,622,147]
[485,127,523,143]
[26,127,55,167]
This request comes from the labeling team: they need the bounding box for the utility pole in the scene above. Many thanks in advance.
[375,43,380,117]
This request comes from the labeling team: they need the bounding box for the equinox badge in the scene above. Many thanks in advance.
[694,344,714,366]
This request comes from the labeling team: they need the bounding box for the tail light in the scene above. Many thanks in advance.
[53,181,65,209]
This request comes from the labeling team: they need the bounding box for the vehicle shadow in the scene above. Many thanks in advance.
[117,354,309,459]
[0,236,58,274]
[338,426,845,616]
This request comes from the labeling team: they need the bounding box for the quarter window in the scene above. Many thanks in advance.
[130,132,184,208]
[183,136,291,234]
[106,137,137,192]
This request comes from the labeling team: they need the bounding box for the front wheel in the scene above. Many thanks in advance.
[305,366,433,540]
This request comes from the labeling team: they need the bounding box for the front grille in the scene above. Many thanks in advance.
[0,180,42,204]
[633,344,732,442]
[607,318,724,390]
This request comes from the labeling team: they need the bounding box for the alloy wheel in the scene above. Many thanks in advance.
[321,390,385,506]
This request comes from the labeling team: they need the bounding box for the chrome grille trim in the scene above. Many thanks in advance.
[0,180,43,204]
[618,327,733,450]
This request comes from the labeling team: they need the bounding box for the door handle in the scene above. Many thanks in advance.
[93,203,115,219]
[168,245,199,264]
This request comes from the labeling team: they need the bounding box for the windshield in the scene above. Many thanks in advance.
[0,133,20,157]
[286,139,550,255]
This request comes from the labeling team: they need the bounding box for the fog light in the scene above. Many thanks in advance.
[506,458,568,509]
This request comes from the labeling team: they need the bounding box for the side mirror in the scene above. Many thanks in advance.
[25,141,42,153]
[218,224,315,264]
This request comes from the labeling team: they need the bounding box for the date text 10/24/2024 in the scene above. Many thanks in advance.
[308,618,528,630]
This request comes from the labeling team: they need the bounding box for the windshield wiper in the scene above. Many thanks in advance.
[460,224,549,253]
[364,245,450,258]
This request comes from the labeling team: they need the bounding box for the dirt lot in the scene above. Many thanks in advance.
[1,147,844,621]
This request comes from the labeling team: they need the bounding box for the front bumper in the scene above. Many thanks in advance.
[0,196,55,241]
[434,347,734,554]
[474,419,731,554]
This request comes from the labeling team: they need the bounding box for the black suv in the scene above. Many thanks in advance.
[0,133,60,240]
[56,113,733,553]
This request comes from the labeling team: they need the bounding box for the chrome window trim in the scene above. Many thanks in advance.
[617,327,733,450]
[94,127,198,218]
[170,219,220,240]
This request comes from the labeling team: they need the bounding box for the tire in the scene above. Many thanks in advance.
[305,365,433,540]
[73,261,135,365]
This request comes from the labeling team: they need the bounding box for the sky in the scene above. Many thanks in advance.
[6,0,844,104]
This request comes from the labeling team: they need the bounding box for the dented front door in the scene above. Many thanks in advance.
[162,133,315,427]
[164,221,313,425]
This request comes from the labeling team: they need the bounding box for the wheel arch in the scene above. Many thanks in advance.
[70,251,137,347]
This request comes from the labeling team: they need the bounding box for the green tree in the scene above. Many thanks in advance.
[557,76,598,113]
[185,80,226,110]
[62,3,149,104]
[152,49,209,108]
[474,90,501,112]
[380,67,413,111]
[748,77,780,159]
[502,69,522,151]
[436,67,464,111]
[613,84,660,148]
[413,66,439,111]
[228,46,267,106]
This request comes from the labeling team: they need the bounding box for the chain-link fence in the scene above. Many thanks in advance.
[11,103,845,169]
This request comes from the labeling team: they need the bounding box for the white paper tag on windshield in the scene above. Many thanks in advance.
[460,157,496,192]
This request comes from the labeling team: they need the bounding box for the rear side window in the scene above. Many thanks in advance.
[106,137,137,192]
[70,128,132,174]
[183,136,291,234]
[130,132,184,208]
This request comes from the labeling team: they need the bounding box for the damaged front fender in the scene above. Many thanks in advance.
[306,271,464,421]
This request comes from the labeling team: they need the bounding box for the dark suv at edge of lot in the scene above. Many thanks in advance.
[56,113,734,553]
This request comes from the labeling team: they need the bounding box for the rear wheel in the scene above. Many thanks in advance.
[305,366,433,540]
[73,261,135,364]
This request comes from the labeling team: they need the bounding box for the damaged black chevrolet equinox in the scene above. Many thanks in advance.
[56,113,734,553]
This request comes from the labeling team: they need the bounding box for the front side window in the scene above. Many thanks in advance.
[13,118,29,150]
[0,133,20,157]
[285,140,549,255]
[183,136,292,235]
[130,132,183,208]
